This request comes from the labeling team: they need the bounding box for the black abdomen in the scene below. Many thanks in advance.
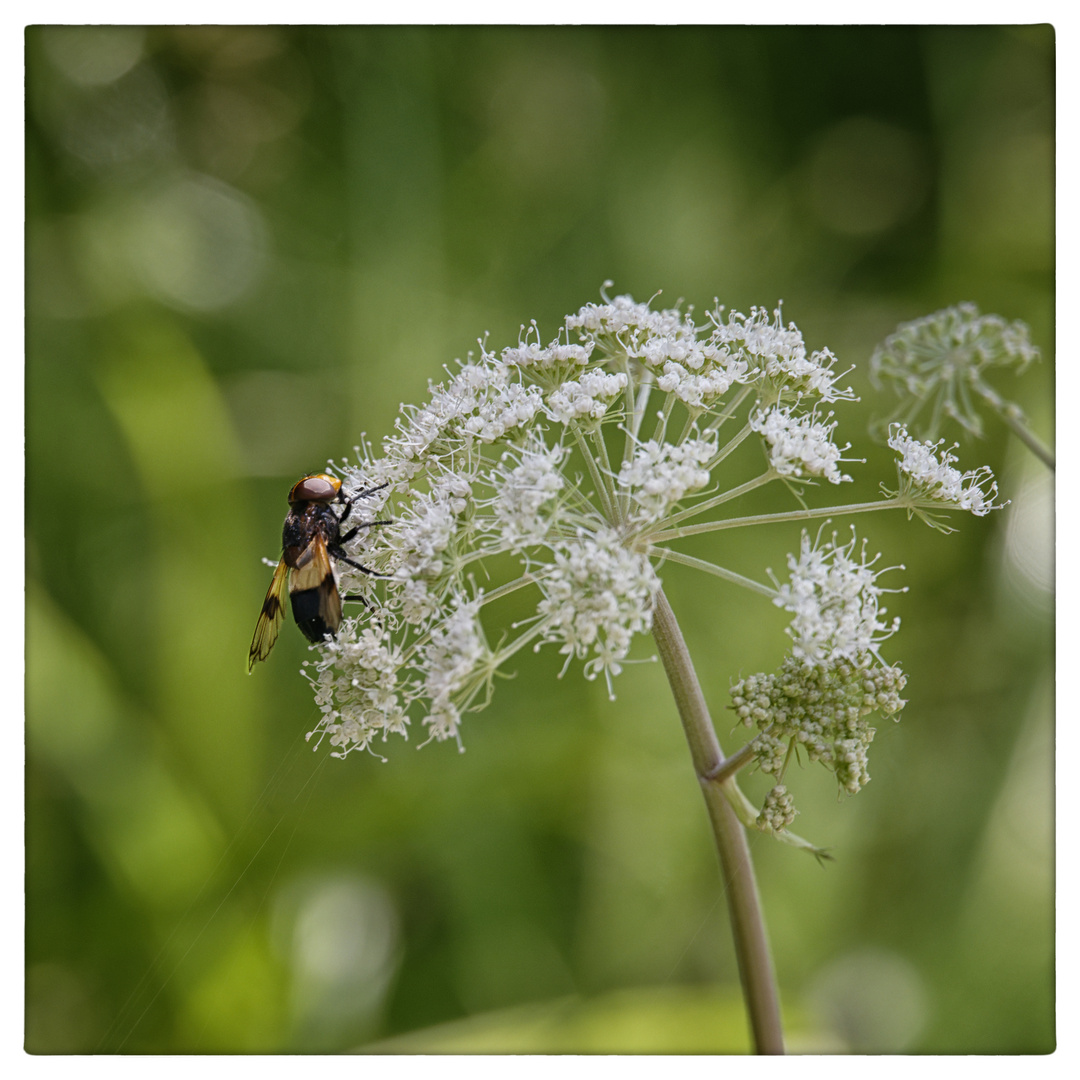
[290,588,335,643]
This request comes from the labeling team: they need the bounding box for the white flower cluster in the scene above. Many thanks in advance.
[298,289,909,759]
[618,436,717,520]
[749,404,852,484]
[887,424,1002,517]
[545,370,628,425]
[870,302,1040,439]
[461,381,545,443]
[566,292,687,342]
[391,474,471,595]
[710,305,855,403]
[773,529,902,666]
[422,595,487,743]
[491,436,567,550]
[568,294,853,408]
[502,326,593,375]
[306,625,409,756]
[536,528,661,692]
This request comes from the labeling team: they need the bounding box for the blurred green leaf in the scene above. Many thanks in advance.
[363,986,764,1054]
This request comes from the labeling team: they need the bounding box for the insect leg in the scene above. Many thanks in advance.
[338,519,392,545]
[332,551,391,577]
[341,591,376,611]
[337,481,390,526]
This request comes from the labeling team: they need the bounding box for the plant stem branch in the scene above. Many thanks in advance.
[572,427,616,523]
[650,587,784,1054]
[646,547,778,600]
[659,470,775,531]
[1002,411,1055,470]
[648,496,902,543]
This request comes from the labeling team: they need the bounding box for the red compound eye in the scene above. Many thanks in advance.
[288,473,341,505]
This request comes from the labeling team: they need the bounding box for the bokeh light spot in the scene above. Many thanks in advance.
[123,175,268,312]
[42,26,145,87]
[805,116,929,237]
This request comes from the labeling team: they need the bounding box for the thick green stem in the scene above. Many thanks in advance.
[650,588,784,1054]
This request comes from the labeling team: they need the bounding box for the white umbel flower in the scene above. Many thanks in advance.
[710,304,855,402]
[459,381,545,443]
[388,469,478,609]
[537,528,660,692]
[545,371,628,424]
[750,405,852,484]
[422,595,486,743]
[655,358,749,409]
[566,292,686,343]
[501,323,593,374]
[305,625,409,756]
[871,302,1039,439]
[773,530,901,666]
[618,436,717,520]
[298,288,968,767]
[887,423,1001,516]
[492,438,567,549]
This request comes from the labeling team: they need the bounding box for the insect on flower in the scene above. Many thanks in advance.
[247,474,389,672]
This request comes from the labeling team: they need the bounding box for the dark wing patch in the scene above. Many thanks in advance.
[248,558,290,672]
[289,535,342,643]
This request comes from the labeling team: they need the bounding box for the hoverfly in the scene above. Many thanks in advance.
[248,473,389,672]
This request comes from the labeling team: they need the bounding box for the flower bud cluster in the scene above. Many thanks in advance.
[757,785,797,832]
[730,653,907,803]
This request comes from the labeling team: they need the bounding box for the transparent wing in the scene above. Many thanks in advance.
[247,558,289,672]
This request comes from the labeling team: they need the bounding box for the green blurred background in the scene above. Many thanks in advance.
[25,25,1053,1054]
